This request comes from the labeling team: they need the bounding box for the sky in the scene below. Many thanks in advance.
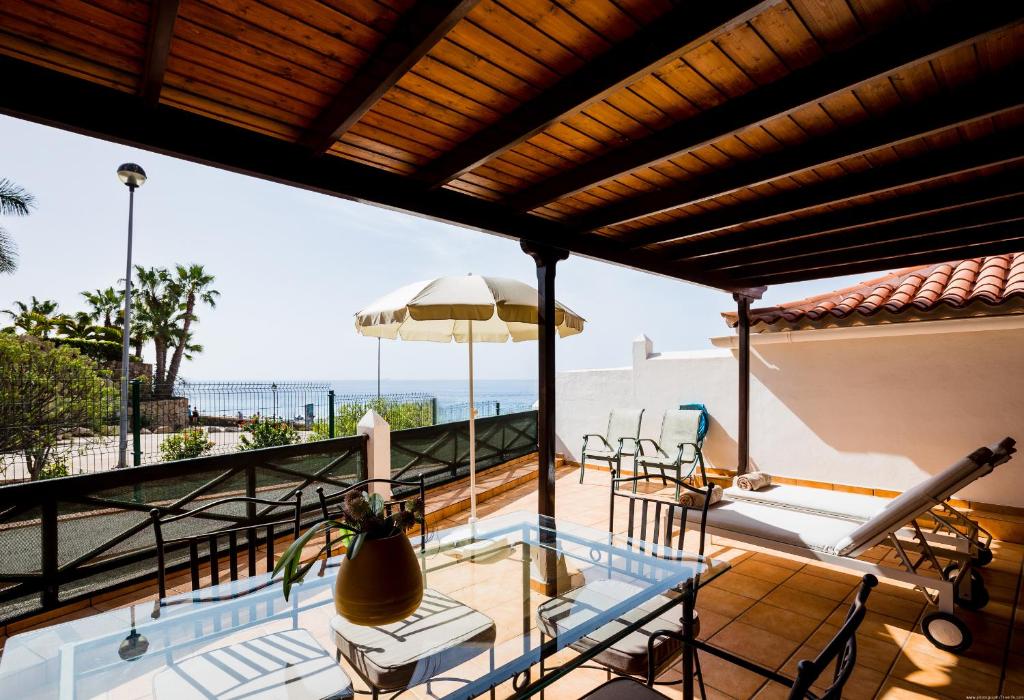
[0,115,873,381]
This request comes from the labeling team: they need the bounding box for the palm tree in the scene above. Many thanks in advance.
[0,178,34,274]
[81,287,123,328]
[133,266,180,397]
[56,311,99,339]
[165,264,219,392]
[3,296,59,338]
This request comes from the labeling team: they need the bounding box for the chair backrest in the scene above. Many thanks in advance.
[836,443,1008,557]
[316,476,427,559]
[789,575,877,700]
[659,409,702,460]
[607,408,644,441]
[149,494,303,601]
[609,473,714,591]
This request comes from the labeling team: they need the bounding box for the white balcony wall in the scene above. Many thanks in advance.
[556,319,1024,507]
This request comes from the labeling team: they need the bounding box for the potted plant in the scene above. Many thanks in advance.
[274,490,425,626]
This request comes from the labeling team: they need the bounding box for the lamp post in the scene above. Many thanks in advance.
[117,163,146,469]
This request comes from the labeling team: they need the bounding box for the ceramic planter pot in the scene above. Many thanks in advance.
[334,533,423,626]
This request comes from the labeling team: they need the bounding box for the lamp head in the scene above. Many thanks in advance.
[117,163,147,189]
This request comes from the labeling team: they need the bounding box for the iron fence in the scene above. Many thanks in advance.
[391,410,538,496]
[434,400,536,423]
[0,434,367,624]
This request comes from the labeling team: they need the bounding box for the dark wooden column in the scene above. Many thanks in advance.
[733,288,765,475]
[522,242,569,519]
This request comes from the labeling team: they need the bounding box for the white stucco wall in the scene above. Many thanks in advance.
[556,319,1024,507]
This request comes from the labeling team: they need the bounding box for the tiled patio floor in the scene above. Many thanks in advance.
[2,460,1021,699]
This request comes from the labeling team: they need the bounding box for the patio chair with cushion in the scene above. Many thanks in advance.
[536,472,715,691]
[635,409,706,500]
[580,408,645,483]
[316,481,497,700]
[579,574,877,700]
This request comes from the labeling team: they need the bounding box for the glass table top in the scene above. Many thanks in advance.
[0,511,729,700]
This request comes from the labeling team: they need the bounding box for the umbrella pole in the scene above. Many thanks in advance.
[468,320,477,524]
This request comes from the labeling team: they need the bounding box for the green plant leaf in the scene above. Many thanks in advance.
[347,531,367,560]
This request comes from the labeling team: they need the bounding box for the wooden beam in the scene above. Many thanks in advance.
[667,175,1024,264]
[744,229,1024,286]
[302,0,479,153]
[0,54,746,291]
[563,77,1023,233]
[505,5,1024,214]
[141,0,180,105]
[725,204,1024,277]
[418,0,777,187]
[621,129,1024,249]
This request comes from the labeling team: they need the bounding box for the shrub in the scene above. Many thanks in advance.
[160,428,214,461]
[238,418,299,451]
[307,397,434,441]
[51,337,140,363]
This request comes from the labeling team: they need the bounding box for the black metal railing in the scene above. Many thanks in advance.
[390,410,538,495]
[0,434,367,624]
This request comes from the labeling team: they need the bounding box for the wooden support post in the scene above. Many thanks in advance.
[522,242,569,520]
[734,288,765,475]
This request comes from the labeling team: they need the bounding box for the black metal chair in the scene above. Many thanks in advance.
[634,408,706,500]
[316,477,497,700]
[535,472,715,690]
[149,493,304,606]
[577,574,878,699]
[580,408,645,483]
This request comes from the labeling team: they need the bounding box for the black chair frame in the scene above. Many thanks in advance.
[537,472,715,693]
[646,574,878,699]
[149,493,304,607]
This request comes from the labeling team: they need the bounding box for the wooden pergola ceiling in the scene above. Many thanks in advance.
[0,0,1022,293]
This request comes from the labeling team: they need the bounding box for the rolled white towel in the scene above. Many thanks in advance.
[679,484,723,508]
[733,472,772,491]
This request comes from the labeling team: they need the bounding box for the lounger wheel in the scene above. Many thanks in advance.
[941,564,990,611]
[973,546,993,568]
[921,612,972,653]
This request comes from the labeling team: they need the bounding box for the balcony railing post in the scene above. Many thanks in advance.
[496,401,501,416]
[245,464,257,523]
[41,499,59,609]
[328,390,336,438]
[131,378,142,467]
[430,397,438,426]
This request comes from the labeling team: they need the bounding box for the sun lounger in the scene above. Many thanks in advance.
[722,437,1015,565]
[677,439,1015,654]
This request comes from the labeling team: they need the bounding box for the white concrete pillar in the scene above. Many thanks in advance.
[633,334,653,367]
[357,410,391,501]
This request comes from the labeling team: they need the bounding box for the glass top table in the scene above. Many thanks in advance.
[0,510,728,700]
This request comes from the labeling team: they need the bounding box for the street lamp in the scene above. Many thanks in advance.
[117,163,146,469]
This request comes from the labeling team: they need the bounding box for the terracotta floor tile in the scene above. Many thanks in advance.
[784,571,856,602]
[709,620,802,669]
[891,653,1001,697]
[698,650,771,698]
[877,679,957,700]
[707,572,780,601]
[762,586,841,621]
[858,590,925,623]
[697,586,758,618]
[749,552,805,571]
[736,602,822,644]
[730,559,796,585]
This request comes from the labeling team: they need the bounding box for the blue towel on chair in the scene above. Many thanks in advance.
[678,403,709,443]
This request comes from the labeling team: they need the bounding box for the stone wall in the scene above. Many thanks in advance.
[130,397,189,431]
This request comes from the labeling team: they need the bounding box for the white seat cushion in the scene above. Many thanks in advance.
[331,588,496,691]
[723,485,890,521]
[688,500,861,555]
[153,629,353,700]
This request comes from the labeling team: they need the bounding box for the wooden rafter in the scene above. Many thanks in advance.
[621,129,1024,250]
[564,77,1023,233]
[140,0,180,106]
[505,4,1024,215]
[418,0,777,187]
[302,0,480,154]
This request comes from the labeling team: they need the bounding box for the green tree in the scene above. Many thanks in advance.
[0,178,34,275]
[81,287,123,328]
[133,266,180,397]
[3,296,60,338]
[56,311,102,340]
[0,334,114,480]
[166,264,219,392]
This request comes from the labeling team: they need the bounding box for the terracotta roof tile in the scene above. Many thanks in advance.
[723,252,1024,331]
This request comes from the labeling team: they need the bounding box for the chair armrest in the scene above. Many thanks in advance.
[617,436,640,455]
[582,434,613,450]
[637,438,665,457]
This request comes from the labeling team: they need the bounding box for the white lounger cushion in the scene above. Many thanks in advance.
[723,485,890,521]
[686,500,862,556]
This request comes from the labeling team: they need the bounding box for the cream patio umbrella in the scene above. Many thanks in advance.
[354,274,585,524]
